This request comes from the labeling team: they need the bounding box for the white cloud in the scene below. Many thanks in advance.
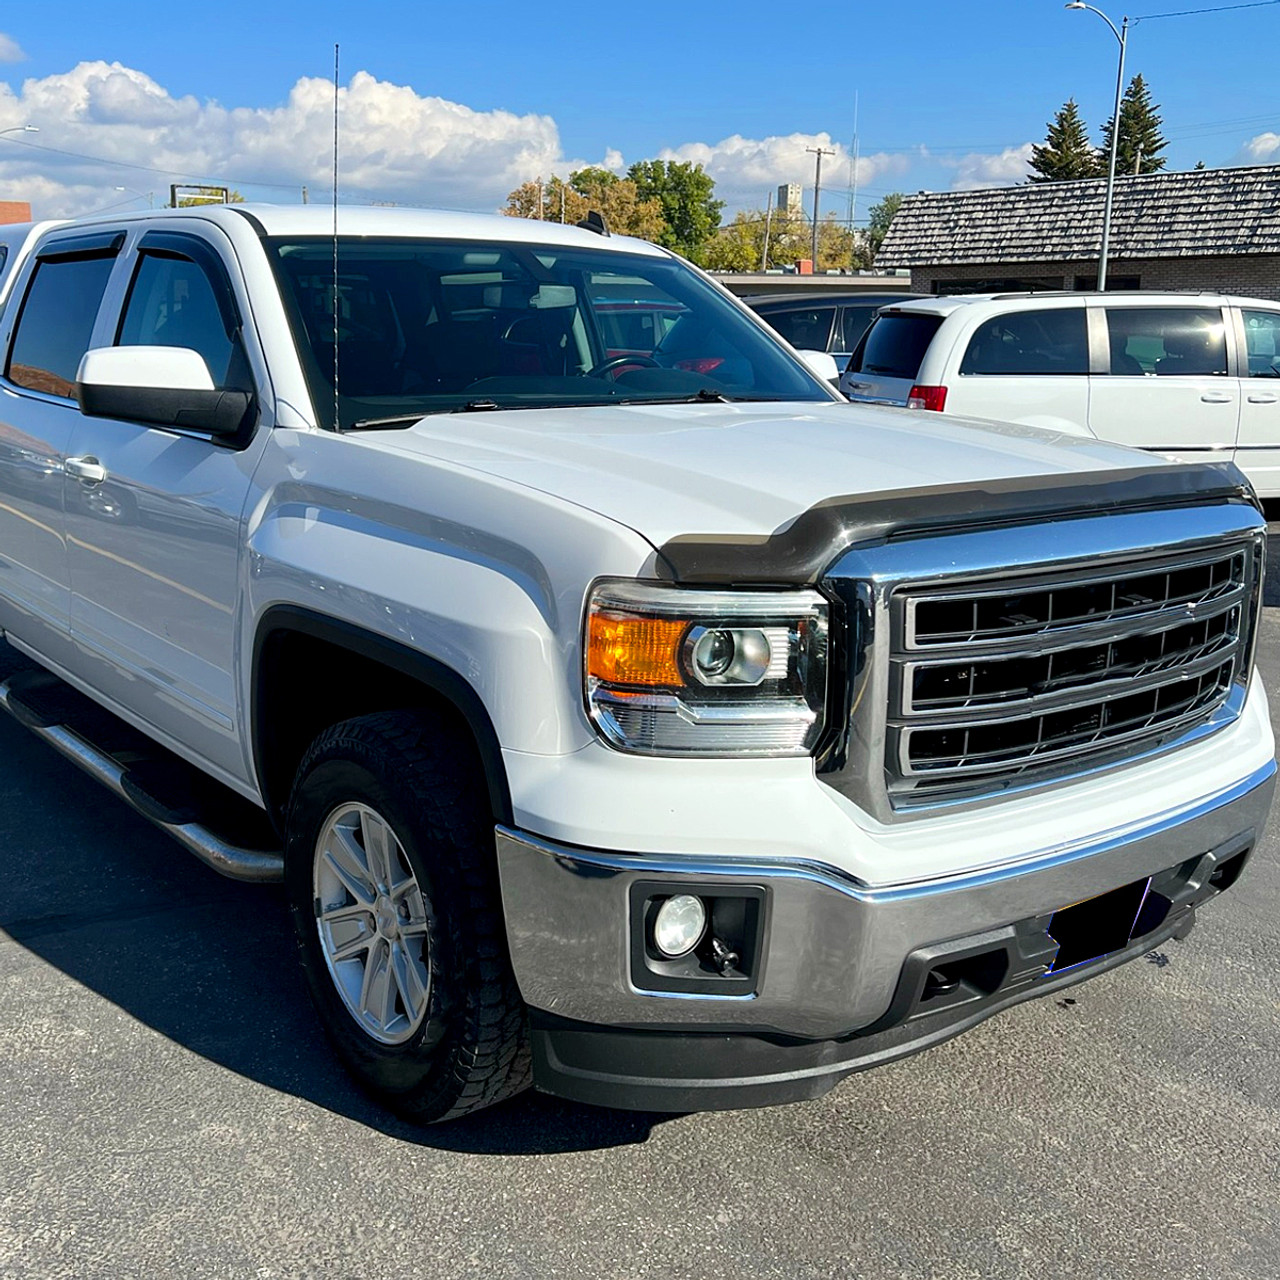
[0,34,24,64]
[1240,131,1280,163]
[0,61,587,217]
[656,131,909,204]
[947,143,1034,191]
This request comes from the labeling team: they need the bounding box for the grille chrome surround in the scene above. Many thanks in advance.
[818,503,1266,821]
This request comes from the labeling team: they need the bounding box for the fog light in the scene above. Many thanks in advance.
[652,894,706,958]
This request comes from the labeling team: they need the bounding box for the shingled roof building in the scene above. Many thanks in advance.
[877,164,1280,299]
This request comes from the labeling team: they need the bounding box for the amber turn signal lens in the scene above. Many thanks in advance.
[588,612,688,687]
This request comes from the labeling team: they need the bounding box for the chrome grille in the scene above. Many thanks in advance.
[817,504,1266,820]
[891,542,1253,803]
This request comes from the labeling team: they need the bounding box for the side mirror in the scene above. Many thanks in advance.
[796,349,840,384]
[74,346,254,437]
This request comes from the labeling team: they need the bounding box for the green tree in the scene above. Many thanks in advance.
[625,159,724,263]
[864,192,904,263]
[1029,99,1100,183]
[1100,74,1167,175]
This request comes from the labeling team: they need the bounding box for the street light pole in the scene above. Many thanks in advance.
[1066,3,1129,292]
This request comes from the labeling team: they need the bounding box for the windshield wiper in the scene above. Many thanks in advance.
[347,414,429,431]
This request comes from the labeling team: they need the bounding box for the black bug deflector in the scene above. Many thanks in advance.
[654,462,1258,586]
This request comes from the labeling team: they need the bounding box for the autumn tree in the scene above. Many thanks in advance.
[1100,74,1167,175]
[502,172,665,241]
[626,160,723,263]
[1030,100,1099,182]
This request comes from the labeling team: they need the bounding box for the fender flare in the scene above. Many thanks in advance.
[250,605,513,828]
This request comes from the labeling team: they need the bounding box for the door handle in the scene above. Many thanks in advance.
[1247,393,1279,404]
[1199,392,1233,404]
[64,456,107,485]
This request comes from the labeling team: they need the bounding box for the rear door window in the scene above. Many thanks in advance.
[6,254,116,398]
[849,313,942,378]
[1240,309,1280,378]
[837,305,879,353]
[1103,307,1227,376]
[959,308,1088,375]
[765,307,836,352]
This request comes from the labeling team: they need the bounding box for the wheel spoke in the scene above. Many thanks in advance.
[391,943,428,1022]
[320,901,373,926]
[331,930,374,963]
[360,808,393,888]
[358,937,387,1020]
[322,826,375,904]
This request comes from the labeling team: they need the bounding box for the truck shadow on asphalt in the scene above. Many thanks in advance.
[0,712,670,1156]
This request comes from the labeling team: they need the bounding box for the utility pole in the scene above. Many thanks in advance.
[536,177,544,219]
[560,179,566,223]
[807,146,836,271]
[761,188,774,272]
[302,185,309,204]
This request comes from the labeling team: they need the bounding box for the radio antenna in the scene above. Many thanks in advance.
[331,42,341,431]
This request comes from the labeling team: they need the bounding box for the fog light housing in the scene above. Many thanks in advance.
[652,894,707,958]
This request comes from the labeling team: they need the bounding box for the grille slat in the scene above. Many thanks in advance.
[887,540,1254,803]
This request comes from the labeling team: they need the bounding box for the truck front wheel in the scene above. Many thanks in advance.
[284,710,530,1123]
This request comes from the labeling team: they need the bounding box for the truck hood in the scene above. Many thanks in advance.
[371,399,1183,548]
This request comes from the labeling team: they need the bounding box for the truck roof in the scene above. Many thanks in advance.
[42,203,671,257]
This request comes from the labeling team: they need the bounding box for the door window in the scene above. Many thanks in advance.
[1103,308,1227,377]
[6,255,116,398]
[765,307,836,352]
[837,305,879,353]
[958,308,1088,375]
[1240,309,1280,378]
[117,253,238,386]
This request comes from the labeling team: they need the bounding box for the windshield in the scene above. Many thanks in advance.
[265,236,834,428]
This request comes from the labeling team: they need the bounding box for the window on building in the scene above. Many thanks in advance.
[6,254,116,398]
[959,308,1089,376]
[1103,307,1227,376]
[1072,275,1141,292]
[1240,309,1280,378]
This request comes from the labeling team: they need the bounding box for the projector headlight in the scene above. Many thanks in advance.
[584,580,829,757]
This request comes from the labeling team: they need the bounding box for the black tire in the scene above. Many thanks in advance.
[284,709,530,1123]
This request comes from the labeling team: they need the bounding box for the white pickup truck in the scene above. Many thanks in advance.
[0,205,1271,1122]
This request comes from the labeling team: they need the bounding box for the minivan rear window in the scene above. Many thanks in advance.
[850,313,942,379]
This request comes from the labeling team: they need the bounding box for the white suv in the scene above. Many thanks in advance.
[840,292,1280,496]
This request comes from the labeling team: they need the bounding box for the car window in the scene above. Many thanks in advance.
[1103,307,1227,377]
[117,253,236,386]
[1240,309,1280,379]
[764,307,836,353]
[849,313,943,379]
[5,254,116,398]
[267,238,830,429]
[837,305,879,354]
[959,308,1088,376]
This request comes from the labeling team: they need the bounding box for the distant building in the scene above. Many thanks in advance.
[878,165,1280,300]
[0,201,31,224]
[776,183,803,215]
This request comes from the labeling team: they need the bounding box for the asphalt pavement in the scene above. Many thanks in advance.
[2,541,1279,1280]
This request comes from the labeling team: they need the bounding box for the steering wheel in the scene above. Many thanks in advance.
[587,353,661,380]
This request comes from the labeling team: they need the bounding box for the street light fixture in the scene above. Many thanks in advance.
[0,125,39,139]
[114,185,154,209]
[1066,2,1130,291]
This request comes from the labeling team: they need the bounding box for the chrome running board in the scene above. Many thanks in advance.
[0,675,284,884]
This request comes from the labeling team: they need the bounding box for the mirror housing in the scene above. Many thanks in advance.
[74,346,254,437]
[795,349,840,384]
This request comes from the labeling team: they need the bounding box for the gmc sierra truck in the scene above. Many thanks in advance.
[0,205,1271,1122]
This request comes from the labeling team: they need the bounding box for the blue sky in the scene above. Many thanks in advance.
[1,0,1278,221]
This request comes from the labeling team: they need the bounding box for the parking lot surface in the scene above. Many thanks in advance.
[2,540,1279,1280]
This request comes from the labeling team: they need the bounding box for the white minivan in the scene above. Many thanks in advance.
[840,292,1280,496]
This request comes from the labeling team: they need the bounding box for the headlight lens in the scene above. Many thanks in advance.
[585,580,829,756]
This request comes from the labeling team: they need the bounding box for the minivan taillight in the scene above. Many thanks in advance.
[907,385,948,412]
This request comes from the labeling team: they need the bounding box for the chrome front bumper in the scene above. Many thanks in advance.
[495,761,1275,1042]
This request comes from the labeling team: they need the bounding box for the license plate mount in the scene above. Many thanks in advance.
[1046,877,1152,974]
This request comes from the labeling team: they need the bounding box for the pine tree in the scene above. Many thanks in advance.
[1100,74,1167,175]
[1029,100,1100,183]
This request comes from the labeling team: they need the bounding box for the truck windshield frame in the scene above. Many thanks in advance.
[263,236,836,430]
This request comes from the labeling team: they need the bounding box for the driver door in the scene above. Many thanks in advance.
[63,228,269,786]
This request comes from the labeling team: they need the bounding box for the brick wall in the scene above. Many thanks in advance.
[909,254,1280,301]
[0,201,31,224]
